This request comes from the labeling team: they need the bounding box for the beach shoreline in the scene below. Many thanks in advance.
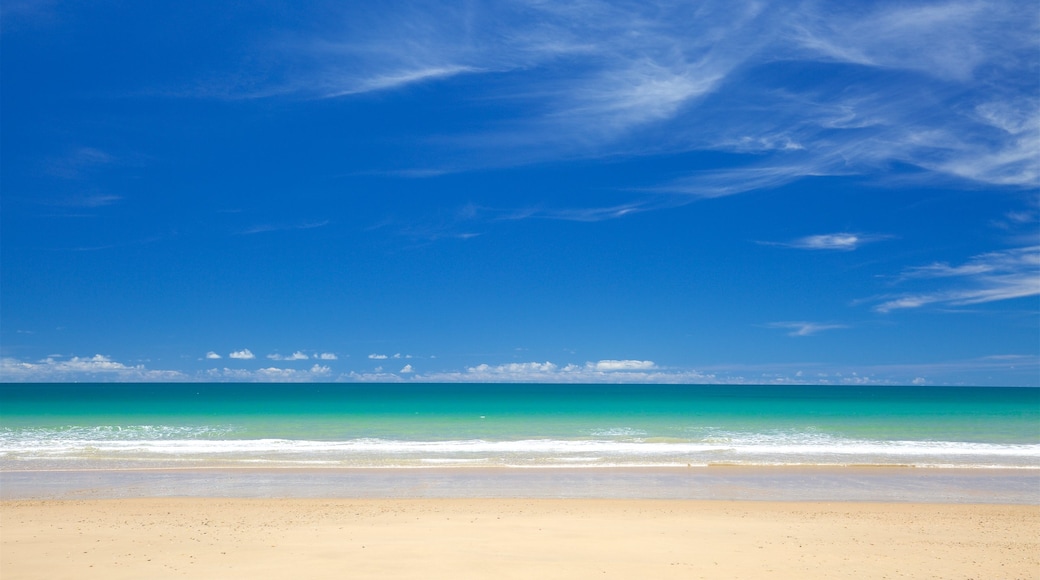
[3,497,1037,579]
[3,465,1037,503]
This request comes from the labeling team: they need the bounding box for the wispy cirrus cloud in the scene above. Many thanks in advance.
[786,0,1017,82]
[43,147,116,179]
[397,194,698,242]
[872,245,1040,312]
[45,193,123,208]
[765,321,848,337]
[237,220,329,236]
[177,2,768,161]
[763,232,890,251]
[528,199,689,223]
[323,65,483,98]
[209,0,1038,193]
[130,0,1034,243]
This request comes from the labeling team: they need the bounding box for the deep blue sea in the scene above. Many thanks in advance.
[1,383,1037,470]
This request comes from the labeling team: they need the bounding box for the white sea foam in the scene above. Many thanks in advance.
[587,427,648,437]
[1,427,1037,469]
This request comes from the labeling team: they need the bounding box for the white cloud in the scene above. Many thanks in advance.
[177,1,1035,197]
[697,354,1040,387]
[316,352,338,360]
[267,351,310,361]
[326,65,482,97]
[205,364,332,383]
[368,353,388,360]
[993,208,1039,233]
[205,351,222,359]
[792,233,861,251]
[590,360,656,371]
[341,370,408,383]
[186,2,765,161]
[766,322,848,337]
[344,361,926,385]
[411,359,711,384]
[3,353,1032,386]
[534,199,685,223]
[0,355,185,382]
[627,3,1037,195]
[768,233,889,251]
[469,361,559,375]
[352,356,1007,384]
[788,1,1004,82]
[873,245,1040,312]
[229,349,255,360]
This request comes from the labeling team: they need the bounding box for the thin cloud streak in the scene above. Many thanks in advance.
[284,2,1035,191]
[402,195,692,241]
[237,220,330,236]
[766,322,849,337]
[763,232,890,251]
[164,1,1037,198]
[323,65,483,98]
[873,245,1040,312]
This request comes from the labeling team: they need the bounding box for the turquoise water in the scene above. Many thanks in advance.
[1,384,1037,469]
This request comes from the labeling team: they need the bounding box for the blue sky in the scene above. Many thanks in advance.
[2,0,1037,385]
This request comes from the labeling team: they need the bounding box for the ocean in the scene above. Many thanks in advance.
[2,383,1037,471]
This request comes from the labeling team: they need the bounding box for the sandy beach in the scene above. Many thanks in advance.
[2,498,1037,579]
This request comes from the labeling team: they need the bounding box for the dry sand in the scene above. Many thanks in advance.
[2,498,1037,579]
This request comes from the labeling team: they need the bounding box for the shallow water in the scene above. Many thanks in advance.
[2,384,1038,470]
[2,466,1037,503]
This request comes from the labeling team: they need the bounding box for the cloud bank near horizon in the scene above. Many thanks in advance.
[3,353,1036,387]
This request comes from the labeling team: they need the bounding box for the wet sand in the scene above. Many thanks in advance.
[3,465,1038,503]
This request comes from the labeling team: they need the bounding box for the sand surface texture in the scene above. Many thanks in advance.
[2,499,1037,579]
